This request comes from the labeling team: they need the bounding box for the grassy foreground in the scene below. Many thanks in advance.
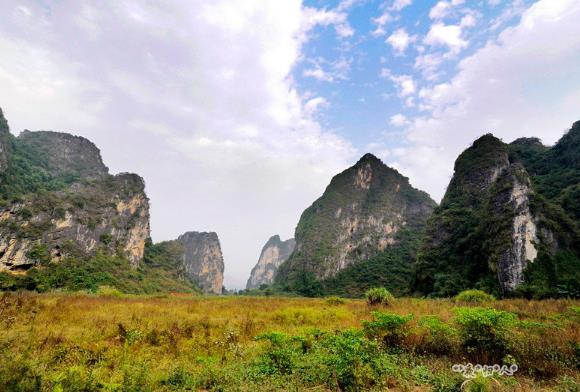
[0,293,578,391]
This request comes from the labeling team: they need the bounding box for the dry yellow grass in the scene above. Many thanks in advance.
[0,292,578,391]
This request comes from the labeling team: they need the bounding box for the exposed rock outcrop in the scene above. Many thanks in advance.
[415,129,579,296]
[18,130,109,179]
[0,173,150,270]
[246,235,295,289]
[177,232,224,294]
[0,109,150,272]
[275,153,436,293]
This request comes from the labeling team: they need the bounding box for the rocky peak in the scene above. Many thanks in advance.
[275,153,436,288]
[246,235,295,289]
[177,231,224,294]
[17,130,109,179]
[444,133,509,207]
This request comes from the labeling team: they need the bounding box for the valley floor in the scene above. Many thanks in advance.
[0,293,578,391]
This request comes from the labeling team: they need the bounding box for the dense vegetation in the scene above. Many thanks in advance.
[0,132,80,204]
[414,128,580,299]
[275,153,435,297]
[0,241,198,294]
[1,294,577,391]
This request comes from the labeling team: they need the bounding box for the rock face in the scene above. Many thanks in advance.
[0,108,150,272]
[415,130,580,296]
[0,174,150,270]
[246,235,295,289]
[275,153,436,294]
[18,130,109,179]
[177,232,224,294]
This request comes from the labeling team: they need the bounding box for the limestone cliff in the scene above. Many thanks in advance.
[0,109,150,272]
[177,232,224,294]
[18,130,109,179]
[246,235,295,289]
[275,153,436,295]
[415,130,579,297]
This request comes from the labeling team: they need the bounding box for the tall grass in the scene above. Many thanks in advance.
[0,292,578,391]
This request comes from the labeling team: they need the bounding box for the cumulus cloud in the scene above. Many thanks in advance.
[390,113,409,127]
[0,0,357,289]
[424,22,468,53]
[381,69,417,97]
[393,0,580,201]
[390,0,413,12]
[429,0,465,19]
[386,28,416,55]
[371,11,393,37]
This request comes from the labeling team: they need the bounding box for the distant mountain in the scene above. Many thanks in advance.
[414,124,580,298]
[177,231,224,294]
[0,107,216,294]
[246,235,295,289]
[275,153,436,297]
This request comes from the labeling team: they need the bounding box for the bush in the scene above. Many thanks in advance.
[418,315,458,355]
[455,290,495,304]
[454,307,517,362]
[362,311,413,347]
[96,285,122,297]
[365,287,394,306]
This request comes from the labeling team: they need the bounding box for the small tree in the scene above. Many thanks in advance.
[455,289,495,304]
[365,287,394,306]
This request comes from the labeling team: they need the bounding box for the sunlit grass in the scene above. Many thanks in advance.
[0,292,578,391]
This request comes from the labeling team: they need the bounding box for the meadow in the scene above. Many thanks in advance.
[0,291,578,391]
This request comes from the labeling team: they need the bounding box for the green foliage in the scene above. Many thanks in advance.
[96,285,123,297]
[455,290,495,304]
[418,315,458,355]
[362,312,412,347]
[0,249,198,294]
[26,242,51,265]
[0,134,80,202]
[365,287,394,306]
[454,307,517,362]
[275,153,435,297]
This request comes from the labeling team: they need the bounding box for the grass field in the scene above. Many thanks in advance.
[0,292,578,391]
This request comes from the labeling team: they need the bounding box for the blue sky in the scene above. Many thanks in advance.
[0,0,579,288]
[294,0,534,150]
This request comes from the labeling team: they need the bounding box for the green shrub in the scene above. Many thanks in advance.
[454,307,517,362]
[455,290,495,304]
[418,315,458,355]
[365,287,394,306]
[325,296,347,305]
[362,311,412,347]
[96,285,122,297]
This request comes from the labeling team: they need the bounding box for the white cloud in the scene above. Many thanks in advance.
[429,0,465,19]
[303,57,351,82]
[303,66,334,82]
[390,0,413,12]
[371,11,393,37]
[390,113,409,126]
[301,5,354,39]
[424,22,468,53]
[394,0,580,202]
[414,52,445,80]
[0,0,357,289]
[386,28,416,55]
[381,69,417,97]
[304,96,330,114]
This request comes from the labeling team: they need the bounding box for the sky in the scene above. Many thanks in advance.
[0,0,579,289]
